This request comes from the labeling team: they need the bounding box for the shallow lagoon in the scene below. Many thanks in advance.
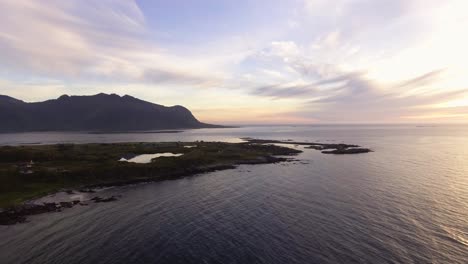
[119,153,184,163]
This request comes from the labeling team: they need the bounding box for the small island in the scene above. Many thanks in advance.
[0,139,371,225]
[242,138,372,154]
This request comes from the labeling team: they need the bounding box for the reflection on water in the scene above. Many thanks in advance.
[119,153,184,163]
[0,125,467,264]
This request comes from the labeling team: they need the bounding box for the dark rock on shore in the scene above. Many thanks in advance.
[305,143,359,150]
[91,196,118,203]
[0,203,60,225]
[59,202,74,208]
[0,197,118,225]
[79,189,96,193]
[243,138,372,155]
[237,156,290,165]
[322,148,372,154]
[306,144,371,154]
[0,211,26,225]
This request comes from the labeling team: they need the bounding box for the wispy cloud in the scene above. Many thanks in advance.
[247,43,468,123]
[252,84,316,99]
[0,0,222,87]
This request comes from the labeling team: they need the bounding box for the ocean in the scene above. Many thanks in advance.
[0,125,467,263]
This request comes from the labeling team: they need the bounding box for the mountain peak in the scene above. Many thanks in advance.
[122,94,135,99]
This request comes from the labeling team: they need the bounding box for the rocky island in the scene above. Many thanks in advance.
[242,138,372,154]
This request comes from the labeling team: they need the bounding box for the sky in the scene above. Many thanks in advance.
[0,0,468,125]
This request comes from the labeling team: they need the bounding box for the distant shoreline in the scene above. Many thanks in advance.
[0,126,238,134]
[87,130,184,134]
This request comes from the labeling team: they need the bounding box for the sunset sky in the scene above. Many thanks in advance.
[0,0,467,124]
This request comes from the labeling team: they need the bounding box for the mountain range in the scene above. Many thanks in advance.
[0,93,219,132]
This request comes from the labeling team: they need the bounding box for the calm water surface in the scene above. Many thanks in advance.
[0,125,467,263]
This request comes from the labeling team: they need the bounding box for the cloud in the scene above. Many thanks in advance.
[0,0,141,74]
[249,56,468,122]
[238,0,468,123]
[303,0,411,35]
[252,84,316,99]
[0,0,221,87]
[141,68,221,87]
[259,41,301,60]
[398,69,445,88]
[1,0,468,123]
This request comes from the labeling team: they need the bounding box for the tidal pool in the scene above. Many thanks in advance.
[119,153,183,163]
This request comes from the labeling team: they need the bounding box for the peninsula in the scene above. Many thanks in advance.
[0,139,371,225]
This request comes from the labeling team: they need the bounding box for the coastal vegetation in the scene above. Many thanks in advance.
[0,141,301,209]
[0,139,371,224]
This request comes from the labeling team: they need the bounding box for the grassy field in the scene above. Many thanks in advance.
[0,141,301,208]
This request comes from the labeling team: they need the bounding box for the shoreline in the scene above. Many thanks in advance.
[0,140,301,224]
[0,125,237,135]
[0,156,293,225]
[0,139,371,225]
[242,138,372,154]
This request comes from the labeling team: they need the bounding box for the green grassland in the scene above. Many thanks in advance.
[0,141,301,208]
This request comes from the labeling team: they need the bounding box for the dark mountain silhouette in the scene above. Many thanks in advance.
[0,93,220,132]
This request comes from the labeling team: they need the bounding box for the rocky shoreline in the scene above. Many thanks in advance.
[243,138,372,154]
[0,157,291,225]
[0,138,372,225]
[0,195,119,225]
